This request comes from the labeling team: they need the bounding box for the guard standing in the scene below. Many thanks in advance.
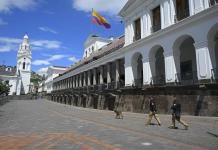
[146,96,161,126]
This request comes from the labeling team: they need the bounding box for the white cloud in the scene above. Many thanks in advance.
[0,37,21,52]
[72,0,128,15]
[68,56,79,63]
[31,40,61,49]
[48,54,67,61]
[32,54,68,66]
[38,26,58,34]
[0,0,38,13]
[0,37,62,52]
[0,18,7,25]
[32,60,50,65]
[37,67,48,76]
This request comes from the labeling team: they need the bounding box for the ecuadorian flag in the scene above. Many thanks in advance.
[91,9,111,29]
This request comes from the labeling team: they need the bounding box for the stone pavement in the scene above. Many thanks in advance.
[0,99,217,150]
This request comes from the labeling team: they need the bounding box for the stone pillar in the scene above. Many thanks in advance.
[107,63,111,83]
[93,68,97,85]
[87,70,91,86]
[73,76,76,88]
[100,66,104,84]
[70,77,73,88]
[164,53,177,83]
[115,60,120,87]
[83,72,86,87]
[194,41,212,81]
[80,74,83,87]
[75,75,78,87]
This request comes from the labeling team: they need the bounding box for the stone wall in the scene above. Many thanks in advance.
[49,85,218,116]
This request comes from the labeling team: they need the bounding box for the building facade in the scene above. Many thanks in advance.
[49,0,218,116]
[0,35,32,95]
[45,66,68,93]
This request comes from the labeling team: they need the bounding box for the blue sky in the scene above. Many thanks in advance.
[0,0,127,75]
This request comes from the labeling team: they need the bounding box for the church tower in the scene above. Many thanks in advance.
[16,34,32,94]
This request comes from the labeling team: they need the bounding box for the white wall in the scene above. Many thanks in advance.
[83,40,110,58]
[123,0,211,46]
[123,5,218,85]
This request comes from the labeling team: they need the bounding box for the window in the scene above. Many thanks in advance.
[152,6,161,32]
[23,62,25,70]
[134,18,141,41]
[176,0,190,21]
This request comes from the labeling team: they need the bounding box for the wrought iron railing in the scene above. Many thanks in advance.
[151,23,161,33]
[133,79,143,88]
[151,75,166,86]
[211,68,218,83]
[133,34,141,42]
[117,80,125,89]
[175,71,198,85]
[97,84,106,91]
[107,81,116,90]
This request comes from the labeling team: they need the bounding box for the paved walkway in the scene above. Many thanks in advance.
[0,99,217,150]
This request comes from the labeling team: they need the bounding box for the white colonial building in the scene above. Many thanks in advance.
[120,0,218,86]
[83,35,113,58]
[38,66,68,93]
[0,35,32,95]
[50,0,218,115]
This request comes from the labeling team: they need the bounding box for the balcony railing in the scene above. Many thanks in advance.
[133,34,141,42]
[97,84,107,91]
[175,71,198,85]
[107,81,116,90]
[209,0,218,6]
[151,75,166,86]
[117,80,125,89]
[211,68,218,83]
[151,23,161,33]
[133,79,143,88]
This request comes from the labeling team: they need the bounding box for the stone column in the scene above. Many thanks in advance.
[73,76,76,88]
[194,41,212,81]
[70,77,72,88]
[83,72,87,87]
[107,63,111,83]
[87,70,91,86]
[100,66,104,84]
[115,60,120,87]
[164,52,177,84]
[93,68,97,85]
[76,75,78,87]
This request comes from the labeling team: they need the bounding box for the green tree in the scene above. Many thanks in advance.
[0,79,10,96]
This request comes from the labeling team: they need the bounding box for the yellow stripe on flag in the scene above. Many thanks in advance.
[92,9,108,24]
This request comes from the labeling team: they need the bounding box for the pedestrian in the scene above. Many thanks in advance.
[114,95,123,119]
[146,96,161,126]
[169,97,189,130]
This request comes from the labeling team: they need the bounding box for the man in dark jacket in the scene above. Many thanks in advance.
[146,96,161,126]
[170,97,189,130]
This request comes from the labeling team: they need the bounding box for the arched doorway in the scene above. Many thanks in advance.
[173,35,198,85]
[208,23,218,82]
[149,45,165,85]
[132,52,143,88]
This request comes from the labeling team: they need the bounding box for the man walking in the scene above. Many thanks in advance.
[169,97,189,130]
[146,96,161,126]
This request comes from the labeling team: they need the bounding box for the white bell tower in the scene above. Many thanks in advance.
[16,34,32,94]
